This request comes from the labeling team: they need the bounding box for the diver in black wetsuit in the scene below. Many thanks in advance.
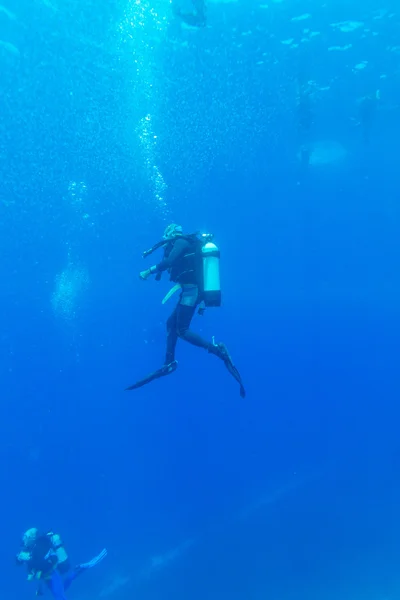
[126,224,245,397]
[172,0,206,27]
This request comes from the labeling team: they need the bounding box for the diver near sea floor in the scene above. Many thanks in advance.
[126,224,246,398]
[171,0,206,27]
[16,528,107,599]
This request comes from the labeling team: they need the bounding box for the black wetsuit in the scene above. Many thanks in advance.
[155,236,213,364]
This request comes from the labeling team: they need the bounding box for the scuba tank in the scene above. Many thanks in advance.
[200,235,221,307]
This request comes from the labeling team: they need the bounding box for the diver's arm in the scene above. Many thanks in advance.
[156,238,189,272]
[140,239,189,280]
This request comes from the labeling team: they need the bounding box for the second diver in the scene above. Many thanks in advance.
[16,527,107,599]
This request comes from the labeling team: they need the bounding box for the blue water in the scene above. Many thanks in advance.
[2,0,400,599]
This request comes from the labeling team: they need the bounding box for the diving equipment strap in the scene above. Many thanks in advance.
[162,284,182,304]
[125,361,178,391]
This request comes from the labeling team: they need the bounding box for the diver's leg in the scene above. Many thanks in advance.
[165,306,179,364]
[175,304,246,396]
[62,564,87,591]
[125,314,179,391]
[62,568,80,591]
[63,548,108,591]
[176,286,214,349]
[47,571,67,600]
[176,303,210,349]
[125,315,178,390]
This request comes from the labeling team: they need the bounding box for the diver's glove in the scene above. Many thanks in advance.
[139,266,157,280]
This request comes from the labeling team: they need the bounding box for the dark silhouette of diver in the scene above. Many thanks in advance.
[126,224,245,398]
[172,0,206,27]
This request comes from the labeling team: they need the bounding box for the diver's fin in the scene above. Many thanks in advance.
[125,361,178,391]
[210,340,246,398]
[79,548,107,570]
[226,362,246,399]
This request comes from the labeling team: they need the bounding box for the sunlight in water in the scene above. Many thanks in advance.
[137,114,168,213]
[67,180,93,227]
[51,256,90,322]
[52,180,92,323]
[118,0,167,84]
[118,0,170,219]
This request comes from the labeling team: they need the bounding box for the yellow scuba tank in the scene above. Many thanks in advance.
[201,236,221,307]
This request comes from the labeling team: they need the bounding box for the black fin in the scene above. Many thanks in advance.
[218,343,246,398]
[125,361,178,391]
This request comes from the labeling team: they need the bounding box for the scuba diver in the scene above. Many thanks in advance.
[16,527,107,599]
[171,0,206,27]
[126,224,246,398]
